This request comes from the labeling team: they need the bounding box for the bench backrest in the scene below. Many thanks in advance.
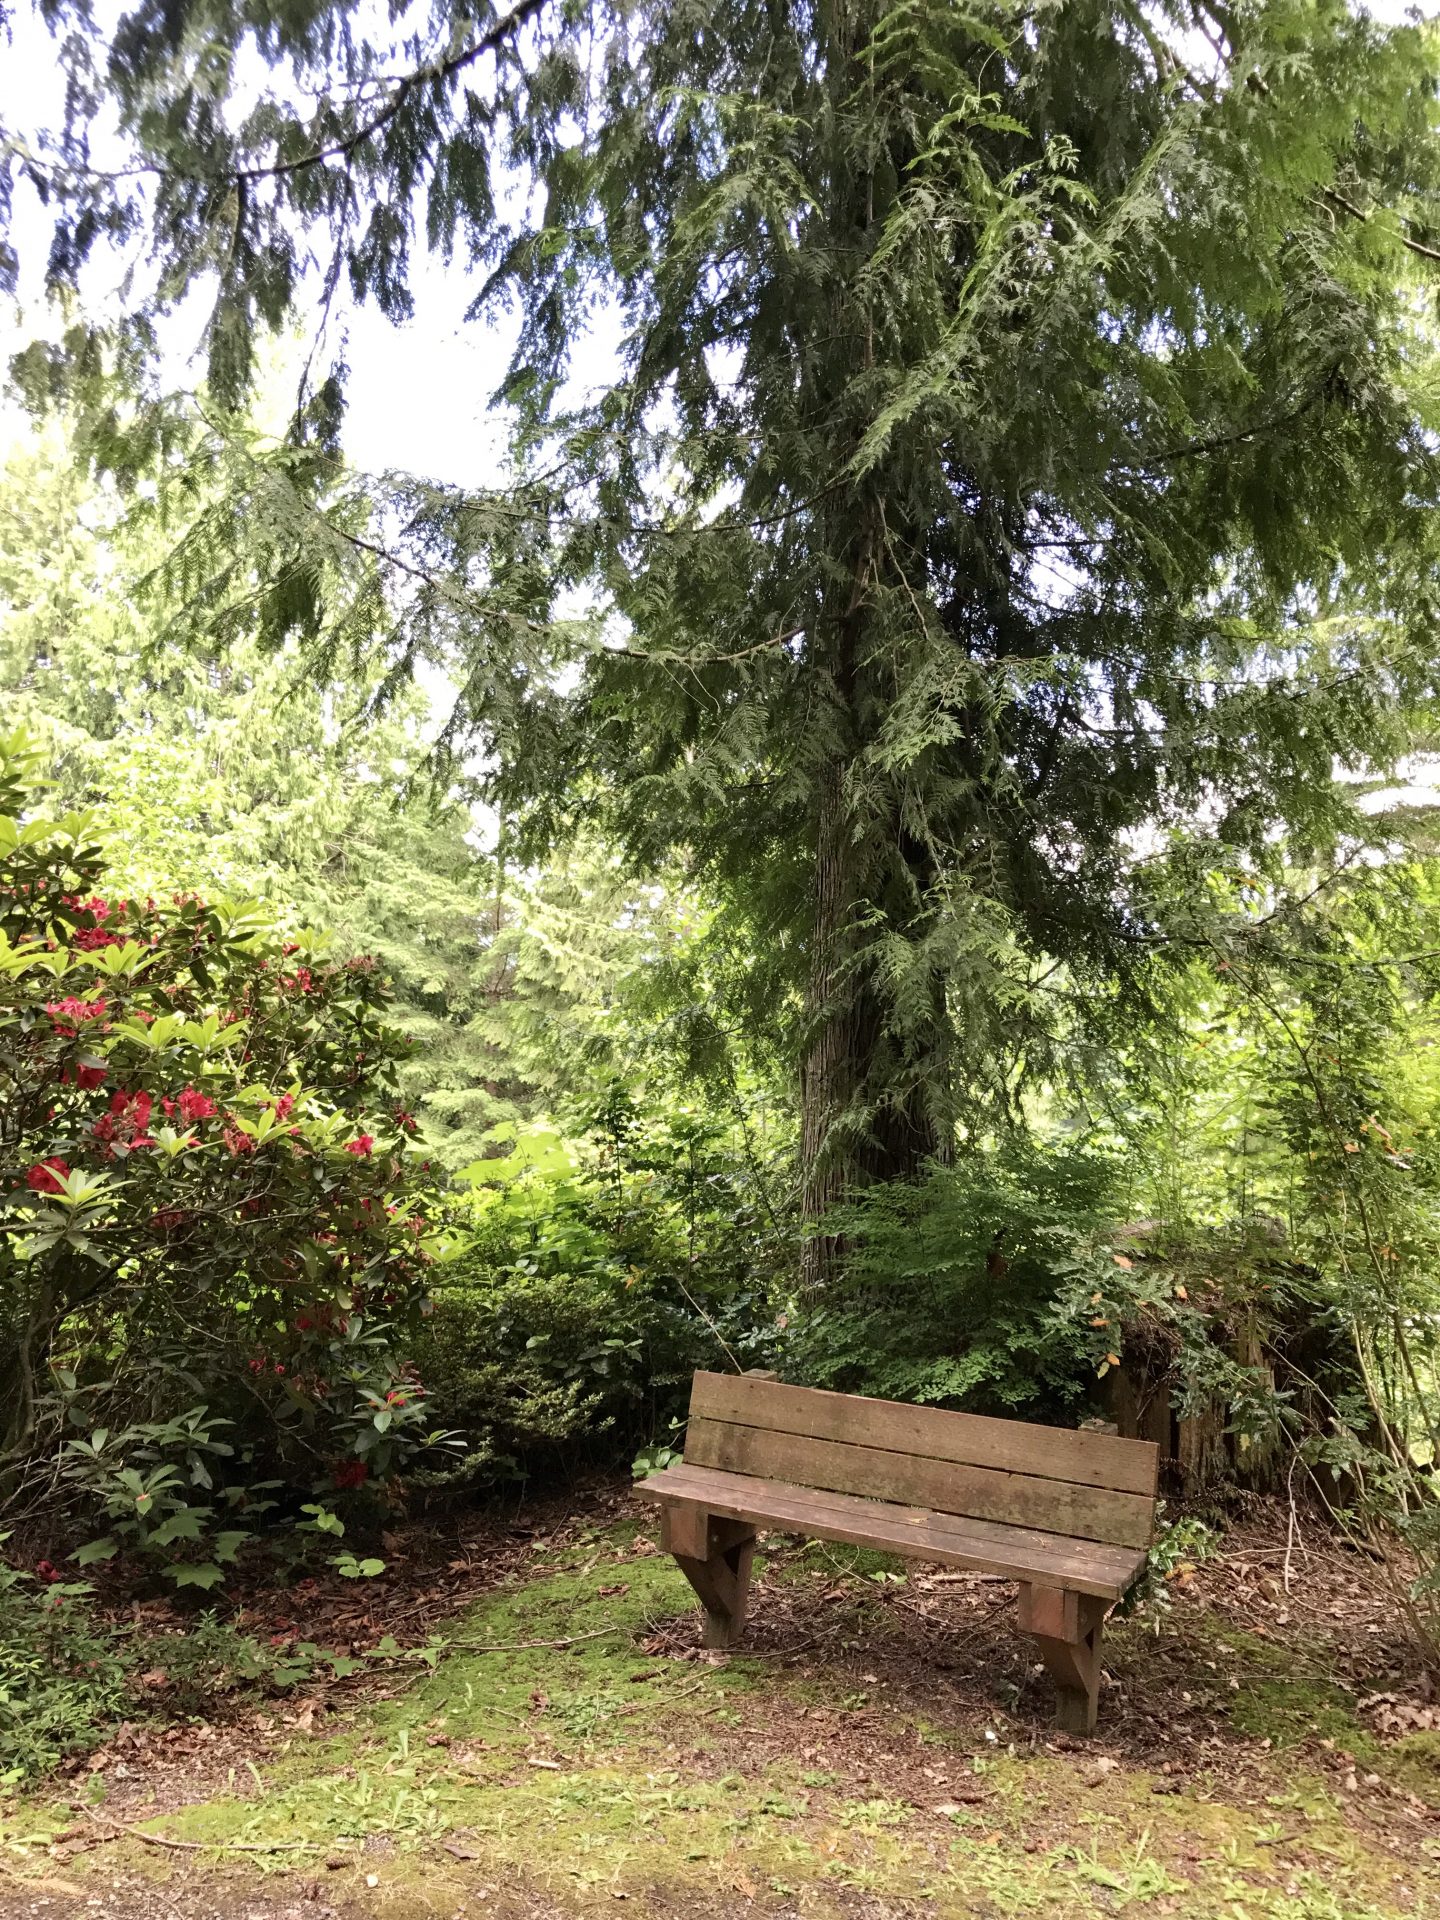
[683,1372,1158,1550]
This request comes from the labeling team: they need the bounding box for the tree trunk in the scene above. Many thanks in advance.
[797,4,948,1284]
[799,758,856,1291]
[798,755,949,1290]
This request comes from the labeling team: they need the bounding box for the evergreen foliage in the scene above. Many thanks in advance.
[0,433,784,1169]
[787,1143,1121,1418]
[7,0,1440,1644]
[9,1,1440,1255]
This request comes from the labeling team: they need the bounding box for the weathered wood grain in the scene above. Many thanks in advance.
[690,1371,1158,1499]
[637,1462,1144,1599]
[683,1415,1154,1549]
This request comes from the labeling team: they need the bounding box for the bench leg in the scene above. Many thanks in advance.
[1018,1585,1107,1734]
[660,1504,757,1649]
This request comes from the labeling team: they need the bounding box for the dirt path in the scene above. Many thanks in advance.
[0,1870,353,1918]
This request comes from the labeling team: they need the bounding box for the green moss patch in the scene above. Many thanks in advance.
[1387,1729,1440,1801]
[9,1524,1436,1920]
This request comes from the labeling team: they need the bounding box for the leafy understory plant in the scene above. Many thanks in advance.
[63,1410,261,1589]
[297,1503,385,1579]
[1122,1515,1219,1630]
[334,1553,387,1579]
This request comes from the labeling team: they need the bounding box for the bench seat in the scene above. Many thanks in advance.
[635,1371,1160,1731]
[637,1461,1147,1601]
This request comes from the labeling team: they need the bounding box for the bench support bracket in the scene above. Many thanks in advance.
[660,1503,757,1649]
[1019,1584,1108,1734]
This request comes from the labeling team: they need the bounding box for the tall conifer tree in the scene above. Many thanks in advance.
[7,1,1440,1270]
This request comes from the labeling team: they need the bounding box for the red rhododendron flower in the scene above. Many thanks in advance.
[94,1090,154,1154]
[272,1093,295,1121]
[44,995,107,1036]
[177,1086,217,1123]
[25,1157,70,1194]
[34,1560,61,1585]
[344,1135,374,1157]
[59,1061,107,1091]
[222,1125,257,1156]
[332,1460,369,1491]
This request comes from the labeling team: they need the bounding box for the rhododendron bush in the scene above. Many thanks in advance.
[0,734,460,1572]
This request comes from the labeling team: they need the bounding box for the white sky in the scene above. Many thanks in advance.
[0,1,1427,474]
[0,1,630,482]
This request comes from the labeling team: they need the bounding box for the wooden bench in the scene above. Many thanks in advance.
[635,1370,1159,1732]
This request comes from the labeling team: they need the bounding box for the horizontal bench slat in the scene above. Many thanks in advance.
[690,1372,1157,1498]
[637,1463,1145,1600]
[684,1415,1154,1550]
[649,1462,1145,1589]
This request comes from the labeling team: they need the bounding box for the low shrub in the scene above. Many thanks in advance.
[414,1107,785,1481]
[0,1546,126,1785]
[0,1531,440,1782]
[788,1144,1124,1420]
[0,730,461,1577]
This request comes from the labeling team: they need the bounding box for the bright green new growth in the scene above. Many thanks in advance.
[0,434,764,1171]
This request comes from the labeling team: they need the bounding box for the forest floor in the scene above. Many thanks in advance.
[3,1481,1439,1920]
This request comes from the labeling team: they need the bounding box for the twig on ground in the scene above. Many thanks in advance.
[1284,1456,1301,1594]
[617,1679,711,1716]
[727,1637,821,1659]
[77,1806,324,1854]
[447,1624,631,1654]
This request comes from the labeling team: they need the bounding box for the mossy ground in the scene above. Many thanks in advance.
[4,1518,1437,1919]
